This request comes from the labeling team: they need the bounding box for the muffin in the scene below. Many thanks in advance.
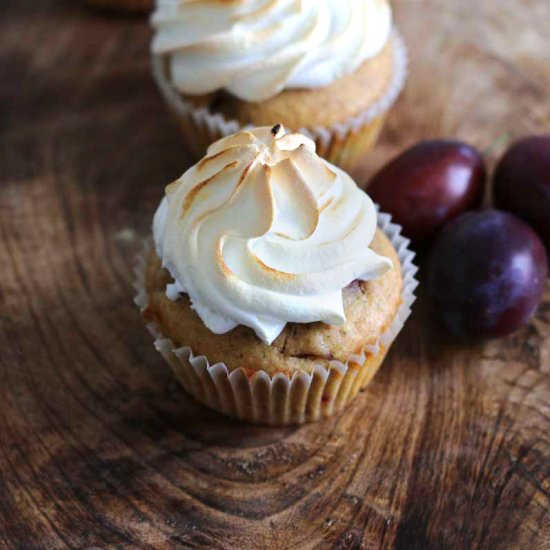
[150,0,408,173]
[84,0,152,12]
[135,125,417,424]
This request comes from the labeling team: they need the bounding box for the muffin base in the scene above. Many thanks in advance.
[134,210,417,425]
[144,230,402,373]
[151,30,408,173]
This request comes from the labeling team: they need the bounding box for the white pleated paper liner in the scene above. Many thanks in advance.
[151,29,408,168]
[133,210,418,425]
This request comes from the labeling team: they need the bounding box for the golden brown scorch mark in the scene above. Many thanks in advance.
[181,160,239,217]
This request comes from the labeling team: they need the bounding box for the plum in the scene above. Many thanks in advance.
[493,135,550,251]
[368,140,486,241]
[428,209,547,339]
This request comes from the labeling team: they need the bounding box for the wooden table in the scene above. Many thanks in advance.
[1,0,549,548]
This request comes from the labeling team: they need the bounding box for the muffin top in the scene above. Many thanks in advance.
[152,125,392,345]
[151,0,392,102]
[205,38,395,129]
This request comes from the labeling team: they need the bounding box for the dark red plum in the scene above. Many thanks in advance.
[368,140,486,241]
[493,135,550,251]
[428,210,547,339]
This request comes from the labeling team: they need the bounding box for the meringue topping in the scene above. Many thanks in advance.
[151,0,392,102]
[153,125,392,344]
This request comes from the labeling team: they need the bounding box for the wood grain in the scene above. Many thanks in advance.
[0,0,549,548]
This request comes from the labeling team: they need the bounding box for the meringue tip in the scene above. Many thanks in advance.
[271,123,282,136]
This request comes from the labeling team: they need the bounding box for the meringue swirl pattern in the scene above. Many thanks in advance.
[151,0,392,102]
[153,126,392,344]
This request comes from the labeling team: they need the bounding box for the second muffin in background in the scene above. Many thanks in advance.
[150,0,407,173]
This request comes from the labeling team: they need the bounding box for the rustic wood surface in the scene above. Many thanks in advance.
[1,0,549,548]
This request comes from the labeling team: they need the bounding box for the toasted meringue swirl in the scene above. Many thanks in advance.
[153,126,392,344]
[151,0,392,102]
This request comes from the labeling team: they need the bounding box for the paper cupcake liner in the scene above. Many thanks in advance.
[151,29,408,173]
[134,210,418,425]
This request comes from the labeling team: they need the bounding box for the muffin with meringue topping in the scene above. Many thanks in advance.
[150,0,407,174]
[135,125,416,424]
